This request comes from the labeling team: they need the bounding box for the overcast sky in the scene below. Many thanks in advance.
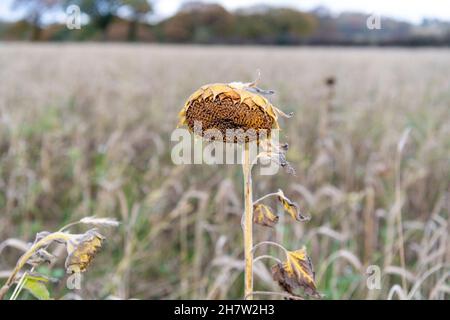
[1,0,449,24]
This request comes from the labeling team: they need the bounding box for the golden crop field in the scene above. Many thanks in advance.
[0,44,449,300]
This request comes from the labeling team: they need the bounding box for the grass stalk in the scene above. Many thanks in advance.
[395,149,407,292]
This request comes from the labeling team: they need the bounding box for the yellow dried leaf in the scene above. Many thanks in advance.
[253,204,279,227]
[277,189,309,222]
[272,247,319,298]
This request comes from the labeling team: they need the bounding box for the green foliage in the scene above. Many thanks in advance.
[159,4,317,44]
[159,4,234,43]
[64,0,121,31]
[5,1,318,43]
[61,0,153,41]
[233,8,317,44]
[122,0,152,14]
[21,274,51,300]
[11,0,59,40]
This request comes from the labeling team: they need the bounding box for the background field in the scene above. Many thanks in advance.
[0,44,449,299]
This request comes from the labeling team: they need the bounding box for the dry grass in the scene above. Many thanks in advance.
[0,43,449,299]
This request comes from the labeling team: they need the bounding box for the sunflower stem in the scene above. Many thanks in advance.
[0,232,71,300]
[253,192,280,205]
[242,142,254,300]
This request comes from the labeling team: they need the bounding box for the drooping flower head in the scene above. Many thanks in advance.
[178,81,289,143]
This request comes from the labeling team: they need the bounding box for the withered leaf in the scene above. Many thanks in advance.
[65,229,105,273]
[253,204,279,227]
[272,247,320,298]
[27,248,56,267]
[277,189,309,222]
[278,154,296,175]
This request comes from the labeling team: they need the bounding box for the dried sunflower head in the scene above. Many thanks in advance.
[65,229,104,273]
[178,81,287,143]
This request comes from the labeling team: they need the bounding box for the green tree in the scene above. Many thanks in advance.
[64,0,122,40]
[12,0,59,41]
[160,3,234,43]
[268,8,318,44]
[121,0,152,41]
[234,8,317,44]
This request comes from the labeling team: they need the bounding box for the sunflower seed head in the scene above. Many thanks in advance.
[65,229,105,273]
[179,82,286,143]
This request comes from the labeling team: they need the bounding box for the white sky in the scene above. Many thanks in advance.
[154,0,450,23]
[0,0,449,24]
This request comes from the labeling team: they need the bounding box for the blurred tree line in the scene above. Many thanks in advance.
[1,0,449,45]
[5,0,153,41]
[155,2,316,44]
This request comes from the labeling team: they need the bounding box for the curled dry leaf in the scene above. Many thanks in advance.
[27,248,56,267]
[259,140,295,175]
[32,231,52,243]
[272,247,320,298]
[65,229,105,273]
[278,154,296,175]
[277,189,309,222]
[253,204,279,227]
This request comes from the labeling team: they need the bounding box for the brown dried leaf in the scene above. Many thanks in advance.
[65,229,104,273]
[271,247,320,298]
[27,249,56,267]
[253,204,279,227]
[277,189,309,222]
